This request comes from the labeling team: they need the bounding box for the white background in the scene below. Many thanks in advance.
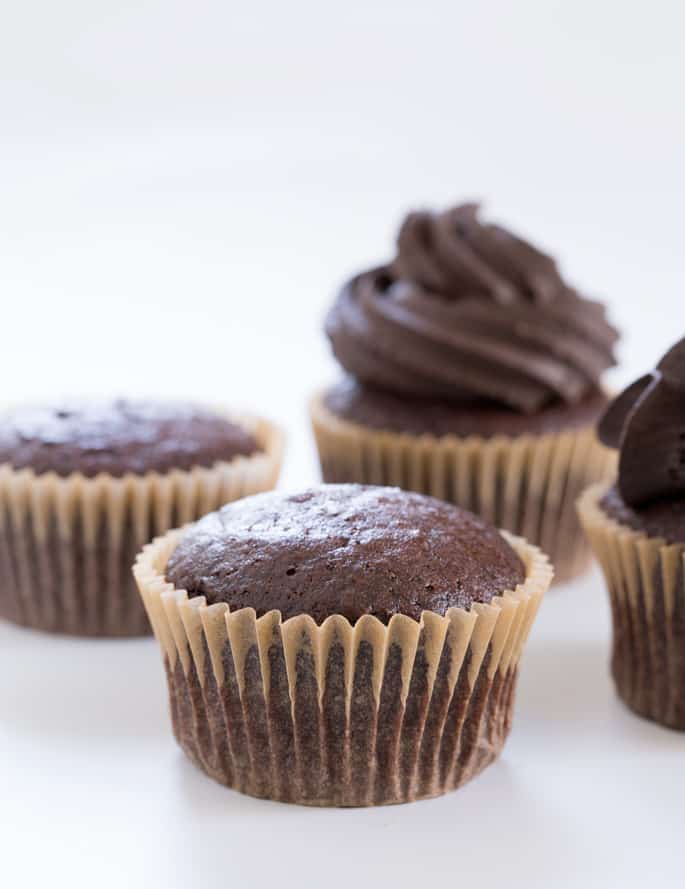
[1,3,684,888]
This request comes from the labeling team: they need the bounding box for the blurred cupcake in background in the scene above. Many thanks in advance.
[578,337,685,730]
[311,202,619,582]
[0,399,283,636]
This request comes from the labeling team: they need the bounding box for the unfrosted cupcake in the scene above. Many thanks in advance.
[311,202,619,582]
[0,399,283,636]
[134,484,552,806]
[578,337,685,730]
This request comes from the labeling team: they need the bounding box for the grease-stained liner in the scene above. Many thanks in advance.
[134,527,552,806]
[310,393,614,584]
[0,416,284,637]
[578,484,685,731]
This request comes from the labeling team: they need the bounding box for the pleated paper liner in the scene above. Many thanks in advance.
[310,393,615,584]
[578,484,685,731]
[134,528,552,806]
[0,415,284,637]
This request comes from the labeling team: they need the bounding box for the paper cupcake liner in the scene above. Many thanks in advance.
[578,484,685,731]
[134,528,552,806]
[310,394,615,584]
[0,416,284,637]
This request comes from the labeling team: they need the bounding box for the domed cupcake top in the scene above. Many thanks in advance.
[164,484,525,624]
[326,202,618,414]
[0,400,258,477]
[599,336,685,509]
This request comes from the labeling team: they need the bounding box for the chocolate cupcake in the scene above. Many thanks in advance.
[0,400,283,637]
[578,337,685,730]
[311,202,619,582]
[134,484,552,806]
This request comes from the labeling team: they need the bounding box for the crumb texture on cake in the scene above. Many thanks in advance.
[165,484,525,623]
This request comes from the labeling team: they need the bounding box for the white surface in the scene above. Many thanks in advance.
[2,572,684,889]
[1,2,685,888]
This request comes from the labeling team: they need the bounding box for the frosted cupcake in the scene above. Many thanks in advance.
[312,202,619,581]
[579,337,685,730]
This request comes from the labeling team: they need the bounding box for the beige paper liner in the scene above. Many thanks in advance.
[0,416,284,637]
[134,528,552,806]
[311,393,615,584]
[578,484,685,731]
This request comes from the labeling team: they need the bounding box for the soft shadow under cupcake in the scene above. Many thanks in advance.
[170,752,583,889]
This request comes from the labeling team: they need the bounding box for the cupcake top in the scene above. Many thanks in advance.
[326,202,618,414]
[165,484,526,623]
[598,336,685,542]
[0,400,258,478]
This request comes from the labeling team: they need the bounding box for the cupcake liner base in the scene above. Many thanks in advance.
[134,527,552,806]
[578,484,685,731]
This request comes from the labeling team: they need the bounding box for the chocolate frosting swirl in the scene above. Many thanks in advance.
[326,203,618,413]
[599,337,685,507]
